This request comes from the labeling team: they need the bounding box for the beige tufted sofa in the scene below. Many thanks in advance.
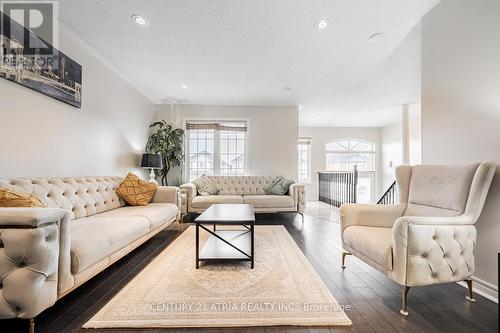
[0,176,180,323]
[180,176,305,216]
[339,162,496,316]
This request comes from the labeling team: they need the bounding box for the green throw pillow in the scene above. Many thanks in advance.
[264,176,295,196]
[192,176,220,196]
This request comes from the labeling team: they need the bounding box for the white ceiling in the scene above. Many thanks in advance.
[58,0,440,127]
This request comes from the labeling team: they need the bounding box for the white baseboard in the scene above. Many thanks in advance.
[457,276,498,303]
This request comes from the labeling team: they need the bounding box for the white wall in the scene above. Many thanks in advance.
[408,103,422,165]
[380,122,402,191]
[154,105,298,182]
[0,26,155,179]
[380,103,422,193]
[422,0,500,292]
[298,127,381,201]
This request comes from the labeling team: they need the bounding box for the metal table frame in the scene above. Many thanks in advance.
[194,204,255,269]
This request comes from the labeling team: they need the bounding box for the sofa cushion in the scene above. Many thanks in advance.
[116,173,158,206]
[0,188,44,207]
[192,176,220,196]
[243,195,294,209]
[407,164,478,215]
[97,203,177,230]
[70,216,150,274]
[264,177,295,195]
[191,195,243,209]
[343,226,393,270]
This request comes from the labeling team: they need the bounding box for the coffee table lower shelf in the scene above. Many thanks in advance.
[197,229,254,268]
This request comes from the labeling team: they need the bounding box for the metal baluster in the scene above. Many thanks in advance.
[347,173,352,202]
[334,173,337,207]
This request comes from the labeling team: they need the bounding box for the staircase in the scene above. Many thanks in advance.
[318,166,358,207]
[377,181,397,205]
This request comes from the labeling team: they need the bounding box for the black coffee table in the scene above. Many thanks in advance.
[195,204,255,269]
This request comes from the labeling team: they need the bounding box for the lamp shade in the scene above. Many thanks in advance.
[141,154,163,169]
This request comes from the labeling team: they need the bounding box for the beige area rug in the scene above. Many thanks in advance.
[83,225,352,328]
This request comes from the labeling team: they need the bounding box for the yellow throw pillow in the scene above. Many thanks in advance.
[0,188,44,207]
[116,172,158,206]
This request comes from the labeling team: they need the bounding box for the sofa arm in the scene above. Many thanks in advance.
[391,215,476,286]
[152,186,179,205]
[180,183,197,213]
[289,183,305,214]
[340,203,405,234]
[179,191,188,215]
[180,183,197,200]
[0,207,68,228]
[0,208,72,319]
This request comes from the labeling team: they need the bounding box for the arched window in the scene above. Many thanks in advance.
[325,139,375,172]
[325,139,376,203]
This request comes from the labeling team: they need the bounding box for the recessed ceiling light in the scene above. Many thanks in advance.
[181,84,188,89]
[369,32,384,42]
[131,14,149,26]
[315,19,328,30]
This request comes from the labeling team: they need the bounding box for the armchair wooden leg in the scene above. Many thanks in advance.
[29,318,35,333]
[400,286,410,316]
[341,251,351,269]
[465,279,476,302]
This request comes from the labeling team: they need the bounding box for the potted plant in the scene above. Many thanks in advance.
[146,120,185,186]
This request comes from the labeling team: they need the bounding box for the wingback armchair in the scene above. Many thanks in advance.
[339,162,496,316]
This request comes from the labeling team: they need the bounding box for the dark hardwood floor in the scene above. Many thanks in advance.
[2,212,498,333]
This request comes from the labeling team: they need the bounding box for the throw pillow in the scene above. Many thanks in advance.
[0,188,44,207]
[116,172,158,206]
[264,176,295,196]
[192,175,220,196]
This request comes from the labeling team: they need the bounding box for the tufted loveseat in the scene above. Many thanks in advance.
[180,176,305,217]
[0,176,180,323]
[339,162,496,316]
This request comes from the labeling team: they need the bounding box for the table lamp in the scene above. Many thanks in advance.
[140,153,163,183]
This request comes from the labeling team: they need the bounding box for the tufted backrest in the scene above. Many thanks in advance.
[0,177,125,220]
[205,176,281,195]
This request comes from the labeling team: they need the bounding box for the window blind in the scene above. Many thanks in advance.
[186,121,247,132]
[298,137,312,145]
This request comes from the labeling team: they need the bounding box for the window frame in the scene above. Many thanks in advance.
[184,118,251,182]
[297,137,312,184]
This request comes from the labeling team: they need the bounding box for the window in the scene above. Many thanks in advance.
[325,139,376,204]
[188,128,215,180]
[298,137,311,183]
[186,121,247,181]
[325,140,375,171]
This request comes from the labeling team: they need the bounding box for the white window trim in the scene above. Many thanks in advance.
[298,139,312,184]
[183,117,251,182]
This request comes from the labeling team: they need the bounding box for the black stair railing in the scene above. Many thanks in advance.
[377,180,397,205]
[318,166,358,207]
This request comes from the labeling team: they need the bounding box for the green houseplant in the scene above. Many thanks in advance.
[146,120,185,186]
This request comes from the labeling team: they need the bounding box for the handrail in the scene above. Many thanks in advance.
[318,166,358,207]
[377,181,397,205]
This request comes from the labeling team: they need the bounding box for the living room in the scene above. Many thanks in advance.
[0,0,498,332]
